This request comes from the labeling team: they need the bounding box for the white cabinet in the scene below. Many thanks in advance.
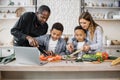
[104,46,120,57]
[0,0,36,19]
[81,0,120,21]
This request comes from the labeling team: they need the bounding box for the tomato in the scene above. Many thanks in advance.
[55,55,62,60]
[40,54,62,62]
[47,55,62,62]
[47,55,52,58]
[102,52,109,60]
[39,55,47,61]
[47,57,54,62]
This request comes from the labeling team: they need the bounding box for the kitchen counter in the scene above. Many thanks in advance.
[0,60,120,80]
[104,45,120,49]
[0,61,120,71]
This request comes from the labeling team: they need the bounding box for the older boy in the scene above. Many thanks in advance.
[34,22,66,55]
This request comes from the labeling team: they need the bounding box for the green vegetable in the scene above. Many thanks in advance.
[75,58,83,62]
[108,56,118,60]
[82,54,97,59]
[82,54,102,62]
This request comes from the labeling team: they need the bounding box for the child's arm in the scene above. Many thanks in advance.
[66,43,74,53]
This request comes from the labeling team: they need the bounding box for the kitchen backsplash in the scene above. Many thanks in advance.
[0,0,120,46]
[0,19,120,46]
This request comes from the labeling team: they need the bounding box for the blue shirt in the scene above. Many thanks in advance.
[35,34,67,55]
[68,26,103,54]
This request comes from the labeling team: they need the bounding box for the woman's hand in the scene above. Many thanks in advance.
[66,43,74,53]
[83,44,90,52]
[26,36,39,47]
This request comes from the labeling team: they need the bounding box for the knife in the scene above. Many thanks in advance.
[37,47,48,56]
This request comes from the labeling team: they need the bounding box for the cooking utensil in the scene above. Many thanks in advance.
[70,49,82,57]
[38,47,48,56]
[65,49,82,63]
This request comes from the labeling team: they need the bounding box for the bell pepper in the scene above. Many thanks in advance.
[96,52,102,57]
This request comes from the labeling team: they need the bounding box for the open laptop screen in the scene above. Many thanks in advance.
[14,47,41,65]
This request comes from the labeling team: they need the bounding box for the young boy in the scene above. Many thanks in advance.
[66,26,87,58]
[34,22,66,55]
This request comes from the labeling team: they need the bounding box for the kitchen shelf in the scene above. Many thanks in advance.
[80,0,120,21]
[83,6,120,9]
[0,5,35,8]
[0,18,19,20]
[94,19,120,21]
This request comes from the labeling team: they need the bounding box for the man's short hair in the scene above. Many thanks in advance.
[38,5,51,14]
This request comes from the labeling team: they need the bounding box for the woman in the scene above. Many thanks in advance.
[67,12,103,53]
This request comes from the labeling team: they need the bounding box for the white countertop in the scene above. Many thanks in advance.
[0,60,120,72]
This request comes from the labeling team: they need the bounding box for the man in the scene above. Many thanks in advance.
[11,5,51,47]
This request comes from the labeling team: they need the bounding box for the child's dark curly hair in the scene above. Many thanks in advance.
[74,26,87,34]
[51,22,64,32]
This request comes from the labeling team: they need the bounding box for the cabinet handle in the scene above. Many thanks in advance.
[116,50,120,52]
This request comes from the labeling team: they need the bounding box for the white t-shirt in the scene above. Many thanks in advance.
[48,38,58,53]
[77,41,85,50]
[77,41,85,58]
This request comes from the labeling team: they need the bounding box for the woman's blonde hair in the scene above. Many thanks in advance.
[79,12,99,40]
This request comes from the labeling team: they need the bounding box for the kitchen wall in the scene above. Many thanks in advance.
[0,0,120,46]
[96,21,120,40]
[0,19,17,46]
[37,0,80,35]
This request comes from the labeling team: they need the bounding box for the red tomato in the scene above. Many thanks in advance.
[55,55,62,60]
[40,54,62,62]
[102,52,109,60]
[39,55,47,61]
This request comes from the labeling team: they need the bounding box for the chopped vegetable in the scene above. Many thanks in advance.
[39,54,62,62]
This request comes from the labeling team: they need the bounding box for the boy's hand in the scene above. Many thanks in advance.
[66,43,74,53]
[46,51,55,56]
[26,36,39,47]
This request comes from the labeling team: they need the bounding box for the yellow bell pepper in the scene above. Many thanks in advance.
[96,52,102,57]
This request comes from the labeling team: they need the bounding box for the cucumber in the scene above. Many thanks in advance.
[75,58,83,62]
[108,56,118,60]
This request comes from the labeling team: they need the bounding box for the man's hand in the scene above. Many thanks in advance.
[26,36,39,47]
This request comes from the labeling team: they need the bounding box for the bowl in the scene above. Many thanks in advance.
[111,40,120,45]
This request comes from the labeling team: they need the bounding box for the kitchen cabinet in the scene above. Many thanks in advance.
[0,61,120,80]
[0,0,37,19]
[104,45,120,57]
[80,0,120,21]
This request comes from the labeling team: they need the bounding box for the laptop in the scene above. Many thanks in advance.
[14,47,42,65]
